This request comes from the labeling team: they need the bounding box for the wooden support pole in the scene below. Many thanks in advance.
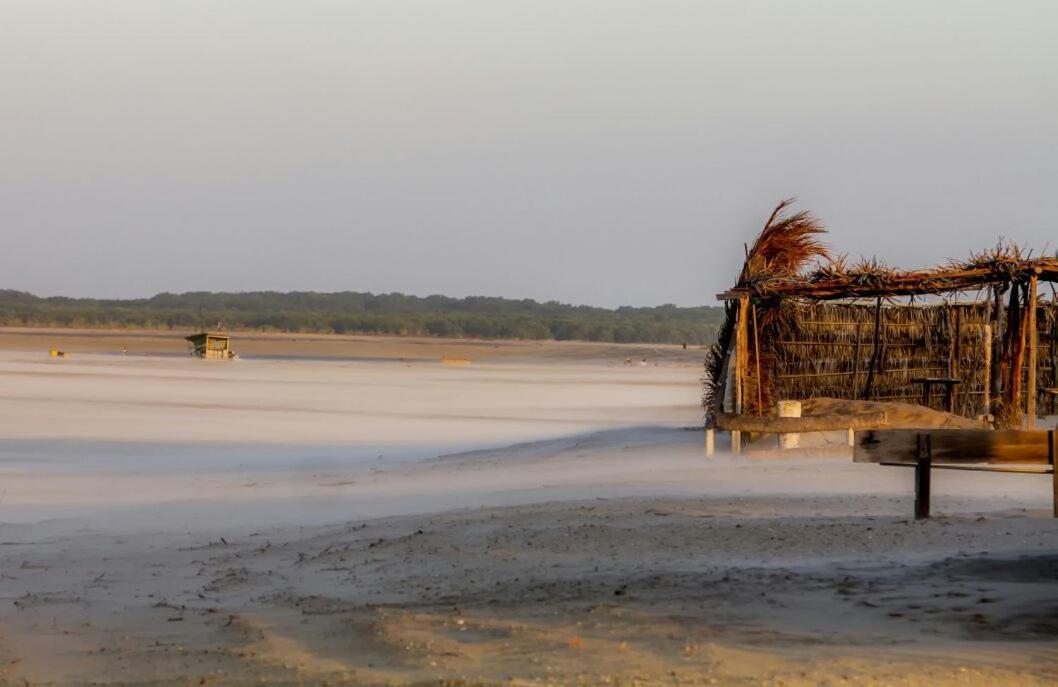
[776,400,802,450]
[734,296,749,416]
[847,428,855,447]
[862,297,883,400]
[982,324,992,420]
[950,306,961,413]
[851,321,863,394]
[731,430,742,456]
[915,433,932,520]
[993,285,1005,412]
[1027,274,1038,427]
[1049,430,1056,518]
[705,428,715,457]
[1050,306,1057,415]
[752,303,762,416]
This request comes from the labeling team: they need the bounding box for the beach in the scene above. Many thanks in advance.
[0,333,1055,685]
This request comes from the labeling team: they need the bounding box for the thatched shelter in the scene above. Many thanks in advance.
[706,201,1058,430]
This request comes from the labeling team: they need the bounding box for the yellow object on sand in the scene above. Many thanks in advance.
[49,348,69,358]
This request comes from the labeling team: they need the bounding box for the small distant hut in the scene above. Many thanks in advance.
[706,200,1058,431]
[185,332,234,359]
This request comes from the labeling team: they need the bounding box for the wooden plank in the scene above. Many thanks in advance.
[854,429,1051,465]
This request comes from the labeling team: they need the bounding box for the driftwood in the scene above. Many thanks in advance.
[715,411,887,433]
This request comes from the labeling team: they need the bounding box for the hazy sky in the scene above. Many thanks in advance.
[3,1,1056,307]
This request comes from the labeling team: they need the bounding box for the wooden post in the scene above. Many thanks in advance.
[862,297,883,400]
[1050,305,1057,415]
[777,400,801,449]
[752,303,762,416]
[705,428,715,457]
[851,321,863,395]
[731,430,742,456]
[915,433,932,520]
[1049,430,1056,518]
[993,285,1005,412]
[734,296,749,416]
[847,428,855,447]
[920,380,932,408]
[1027,274,1038,427]
[950,306,961,413]
[982,324,992,419]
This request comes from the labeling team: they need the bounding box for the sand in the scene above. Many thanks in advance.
[0,326,704,365]
[0,332,1055,686]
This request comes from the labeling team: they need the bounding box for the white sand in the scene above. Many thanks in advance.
[0,346,1055,685]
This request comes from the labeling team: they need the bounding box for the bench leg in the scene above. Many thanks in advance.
[915,458,931,519]
[915,433,932,520]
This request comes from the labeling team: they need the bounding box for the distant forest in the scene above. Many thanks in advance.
[0,290,725,345]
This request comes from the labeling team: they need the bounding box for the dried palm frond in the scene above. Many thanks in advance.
[845,256,899,288]
[807,254,849,283]
[738,199,830,288]
[949,240,1029,278]
[702,302,736,421]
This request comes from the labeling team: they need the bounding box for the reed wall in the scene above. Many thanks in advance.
[743,301,1058,419]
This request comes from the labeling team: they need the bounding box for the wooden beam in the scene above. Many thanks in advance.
[714,258,1058,303]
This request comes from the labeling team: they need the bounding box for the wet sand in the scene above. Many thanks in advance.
[0,334,1055,685]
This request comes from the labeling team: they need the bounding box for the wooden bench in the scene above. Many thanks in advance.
[854,429,1057,519]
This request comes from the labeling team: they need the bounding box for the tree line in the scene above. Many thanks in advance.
[0,289,724,345]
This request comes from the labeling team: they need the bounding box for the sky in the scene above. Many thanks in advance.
[2,1,1057,307]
